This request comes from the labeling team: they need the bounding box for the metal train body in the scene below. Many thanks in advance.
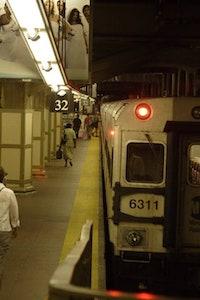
[100,97,200,290]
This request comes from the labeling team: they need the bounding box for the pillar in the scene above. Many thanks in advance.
[32,108,45,176]
[44,106,50,164]
[0,80,35,192]
[49,112,62,159]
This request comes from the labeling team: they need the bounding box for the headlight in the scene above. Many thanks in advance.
[126,230,143,246]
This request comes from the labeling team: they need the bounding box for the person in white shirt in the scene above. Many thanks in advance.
[0,166,20,287]
[62,123,76,167]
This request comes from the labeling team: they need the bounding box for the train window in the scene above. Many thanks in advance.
[126,142,164,183]
[189,144,200,185]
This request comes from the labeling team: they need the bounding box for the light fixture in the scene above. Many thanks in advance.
[57,90,66,96]
[126,230,143,246]
[38,61,65,87]
[7,0,45,29]
[72,90,79,96]
[50,85,59,93]
[7,0,68,90]
[56,85,70,96]
[22,78,32,82]
[26,31,57,62]
[42,61,52,72]
[27,28,40,41]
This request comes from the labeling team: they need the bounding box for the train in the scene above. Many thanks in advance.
[100,97,200,292]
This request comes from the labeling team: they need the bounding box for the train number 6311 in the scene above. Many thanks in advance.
[55,99,69,111]
[129,199,159,210]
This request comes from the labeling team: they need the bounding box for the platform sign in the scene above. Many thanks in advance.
[54,99,69,112]
[50,96,74,113]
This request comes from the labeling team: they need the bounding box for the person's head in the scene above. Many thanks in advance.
[68,8,82,25]
[57,1,62,10]
[0,166,7,184]
[44,0,54,15]
[66,123,72,128]
[57,0,65,16]
[82,5,90,19]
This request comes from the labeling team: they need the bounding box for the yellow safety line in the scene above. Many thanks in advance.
[59,137,100,289]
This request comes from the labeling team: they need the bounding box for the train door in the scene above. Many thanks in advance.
[178,134,200,249]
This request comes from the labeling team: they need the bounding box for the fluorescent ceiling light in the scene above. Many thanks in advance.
[27,28,40,41]
[57,85,70,96]
[38,63,65,86]
[7,0,68,90]
[50,85,59,93]
[42,61,52,72]
[57,90,67,96]
[7,0,45,29]
[72,90,79,96]
[25,31,57,62]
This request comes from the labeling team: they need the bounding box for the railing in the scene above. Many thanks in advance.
[49,219,93,300]
[48,219,188,300]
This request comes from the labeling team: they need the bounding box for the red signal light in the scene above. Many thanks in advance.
[134,103,152,121]
[110,130,115,136]
[107,290,123,297]
[134,292,159,299]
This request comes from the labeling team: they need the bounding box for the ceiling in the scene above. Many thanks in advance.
[91,0,200,83]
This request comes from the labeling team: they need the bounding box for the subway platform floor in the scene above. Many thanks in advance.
[0,137,104,300]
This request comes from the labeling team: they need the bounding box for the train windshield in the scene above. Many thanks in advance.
[126,142,164,183]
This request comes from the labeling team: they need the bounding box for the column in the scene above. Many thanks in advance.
[44,106,50,164]
[32,108,45,176]
[0,80,35,192]
[0,108,34,192]
[49,112,62,159]
[55,112,62,154]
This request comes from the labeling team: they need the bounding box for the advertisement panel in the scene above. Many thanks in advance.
[0,0,90,81]
[42,0,90,82]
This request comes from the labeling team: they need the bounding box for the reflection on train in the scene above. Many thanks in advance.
[100,97,200,293]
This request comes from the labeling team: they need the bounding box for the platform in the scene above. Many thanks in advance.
[0,137,105,300]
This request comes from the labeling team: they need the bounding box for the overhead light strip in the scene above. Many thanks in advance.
[7,0,67,91]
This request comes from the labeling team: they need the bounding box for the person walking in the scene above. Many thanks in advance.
[62,123,76,167]
[0,166,20,287]
[91,113,99,137]
[84,114,92,139]
[73,114,82,138]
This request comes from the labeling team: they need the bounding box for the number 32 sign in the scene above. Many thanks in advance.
[54,99,69,112]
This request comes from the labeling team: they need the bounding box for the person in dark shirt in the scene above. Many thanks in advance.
[73,114,82,138]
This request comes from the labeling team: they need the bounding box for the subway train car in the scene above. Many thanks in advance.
[100,97,200,291]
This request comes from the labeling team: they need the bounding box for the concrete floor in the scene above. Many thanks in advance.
[0,139,89,300]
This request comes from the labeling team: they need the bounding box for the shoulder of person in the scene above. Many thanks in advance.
[0,185,15,196]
